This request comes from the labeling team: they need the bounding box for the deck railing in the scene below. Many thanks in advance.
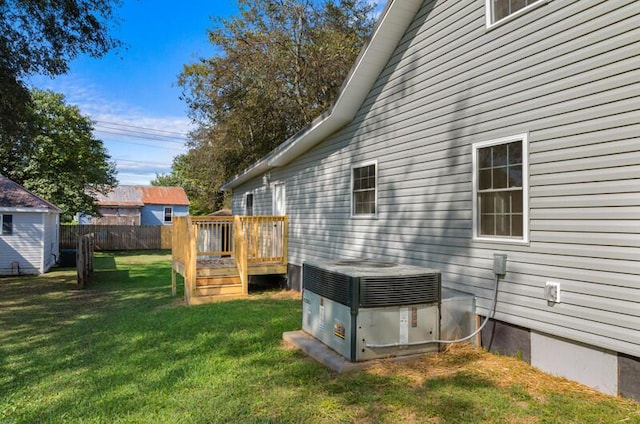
[172,215,288,301]
[193,217,234,257]
[191,216,288,264]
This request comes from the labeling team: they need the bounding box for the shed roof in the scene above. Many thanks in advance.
[221,0,424,190]
[0,174,61,211]
[141,186,190,206]
[94,185,190,207]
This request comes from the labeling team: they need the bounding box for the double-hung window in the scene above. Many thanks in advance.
[351,161,377,217]
[487,0,543,27]
[1,214,13,235]
[473,135,528,243]
[163,207,173,224]
[245,193,254,216]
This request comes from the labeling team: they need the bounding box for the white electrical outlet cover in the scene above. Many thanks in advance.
[545,282,561,303]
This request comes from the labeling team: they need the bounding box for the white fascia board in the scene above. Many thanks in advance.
[222,0,423,190]
[220,160,271,192]
[0,207,59,213]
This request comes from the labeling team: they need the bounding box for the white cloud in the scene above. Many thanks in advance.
[30,74,190,186]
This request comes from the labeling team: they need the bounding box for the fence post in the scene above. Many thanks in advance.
[76,234,94,288]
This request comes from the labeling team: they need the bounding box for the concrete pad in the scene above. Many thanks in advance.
[282,330,426,373]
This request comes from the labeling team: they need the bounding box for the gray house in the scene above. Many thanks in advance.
[221,0,639,399]
[0,175,60,275]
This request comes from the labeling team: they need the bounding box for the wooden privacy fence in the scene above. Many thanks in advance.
[77,234,94,288]
[60,225,172,250]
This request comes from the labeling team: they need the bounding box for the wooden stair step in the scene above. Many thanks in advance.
[195,283,243,297]
[197,267,238,277]
[188,293,249,305]
[196,275,241,287]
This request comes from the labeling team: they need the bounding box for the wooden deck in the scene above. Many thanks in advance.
[171,215,288,304]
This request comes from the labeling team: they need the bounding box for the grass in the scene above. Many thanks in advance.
[0,251,638,423]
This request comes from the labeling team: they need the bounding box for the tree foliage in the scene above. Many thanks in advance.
[0,89,117,221]
[151,154,218,216]
[176,0,376,212]
[0,0,122,138]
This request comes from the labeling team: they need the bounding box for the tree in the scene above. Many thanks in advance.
[0,0,122,139]
[178,0,375,212]
[0,89,117,221]
[151,154,219,216]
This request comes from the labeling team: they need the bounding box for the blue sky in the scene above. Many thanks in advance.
[29,0,382,186]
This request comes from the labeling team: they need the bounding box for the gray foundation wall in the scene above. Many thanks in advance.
[481,317,639,401]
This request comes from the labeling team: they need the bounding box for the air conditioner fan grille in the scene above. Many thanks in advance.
[360,274,440,308]
[303,264,350,306]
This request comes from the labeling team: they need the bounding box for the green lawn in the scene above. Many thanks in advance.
[0,251,638,423]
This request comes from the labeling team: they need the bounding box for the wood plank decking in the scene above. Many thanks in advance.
[171,215,288,304]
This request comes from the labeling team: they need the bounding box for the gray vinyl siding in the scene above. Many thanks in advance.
[231,177,273,216]
[232,0,640,357]
[0,212,47,275]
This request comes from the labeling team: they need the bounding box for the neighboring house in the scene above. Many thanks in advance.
[221,1,640,399]
[82,186,189,225]
[0,175,60,275]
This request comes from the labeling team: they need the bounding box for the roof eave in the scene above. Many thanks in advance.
[0,207,61,213]
[221,0,423,191]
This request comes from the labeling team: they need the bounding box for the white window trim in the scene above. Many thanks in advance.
[1,214,13,236]
[163,206,173,224]
[485,0,550,30]
[472,134,529,244]
[350,160,378,219]
[245,192,254,216]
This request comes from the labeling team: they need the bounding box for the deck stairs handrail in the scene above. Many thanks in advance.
[172,215,288,303]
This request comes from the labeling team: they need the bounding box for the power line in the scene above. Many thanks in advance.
[94,120,189,137]
[94,127,187,144]
[114,158,173,167]
[104,138,186,152]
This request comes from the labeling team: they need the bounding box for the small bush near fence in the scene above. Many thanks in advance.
[61,225,172,251]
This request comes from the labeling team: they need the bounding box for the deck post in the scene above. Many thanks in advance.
[187,217,197,304]
[234,216,249,296]
[283,216,289,266]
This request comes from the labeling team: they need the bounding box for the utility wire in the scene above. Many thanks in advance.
[94,127,187,144]
[114,158,172,167]
[94,120,189,137]
[104,138,186,152]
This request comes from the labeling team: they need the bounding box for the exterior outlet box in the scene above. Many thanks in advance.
[545,282,561,303]
[493,254,507,276]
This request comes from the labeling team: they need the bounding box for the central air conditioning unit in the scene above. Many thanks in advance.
[302,259,441,362]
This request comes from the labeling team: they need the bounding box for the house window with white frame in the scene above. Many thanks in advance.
[473,135,528,242]
[163,207,173,224]
[1,214,13,235]
[352,162,377,216]
[487,0,542,26]
[246,193,254,216]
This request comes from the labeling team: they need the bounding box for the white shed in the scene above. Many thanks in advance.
[0,175,61,275]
